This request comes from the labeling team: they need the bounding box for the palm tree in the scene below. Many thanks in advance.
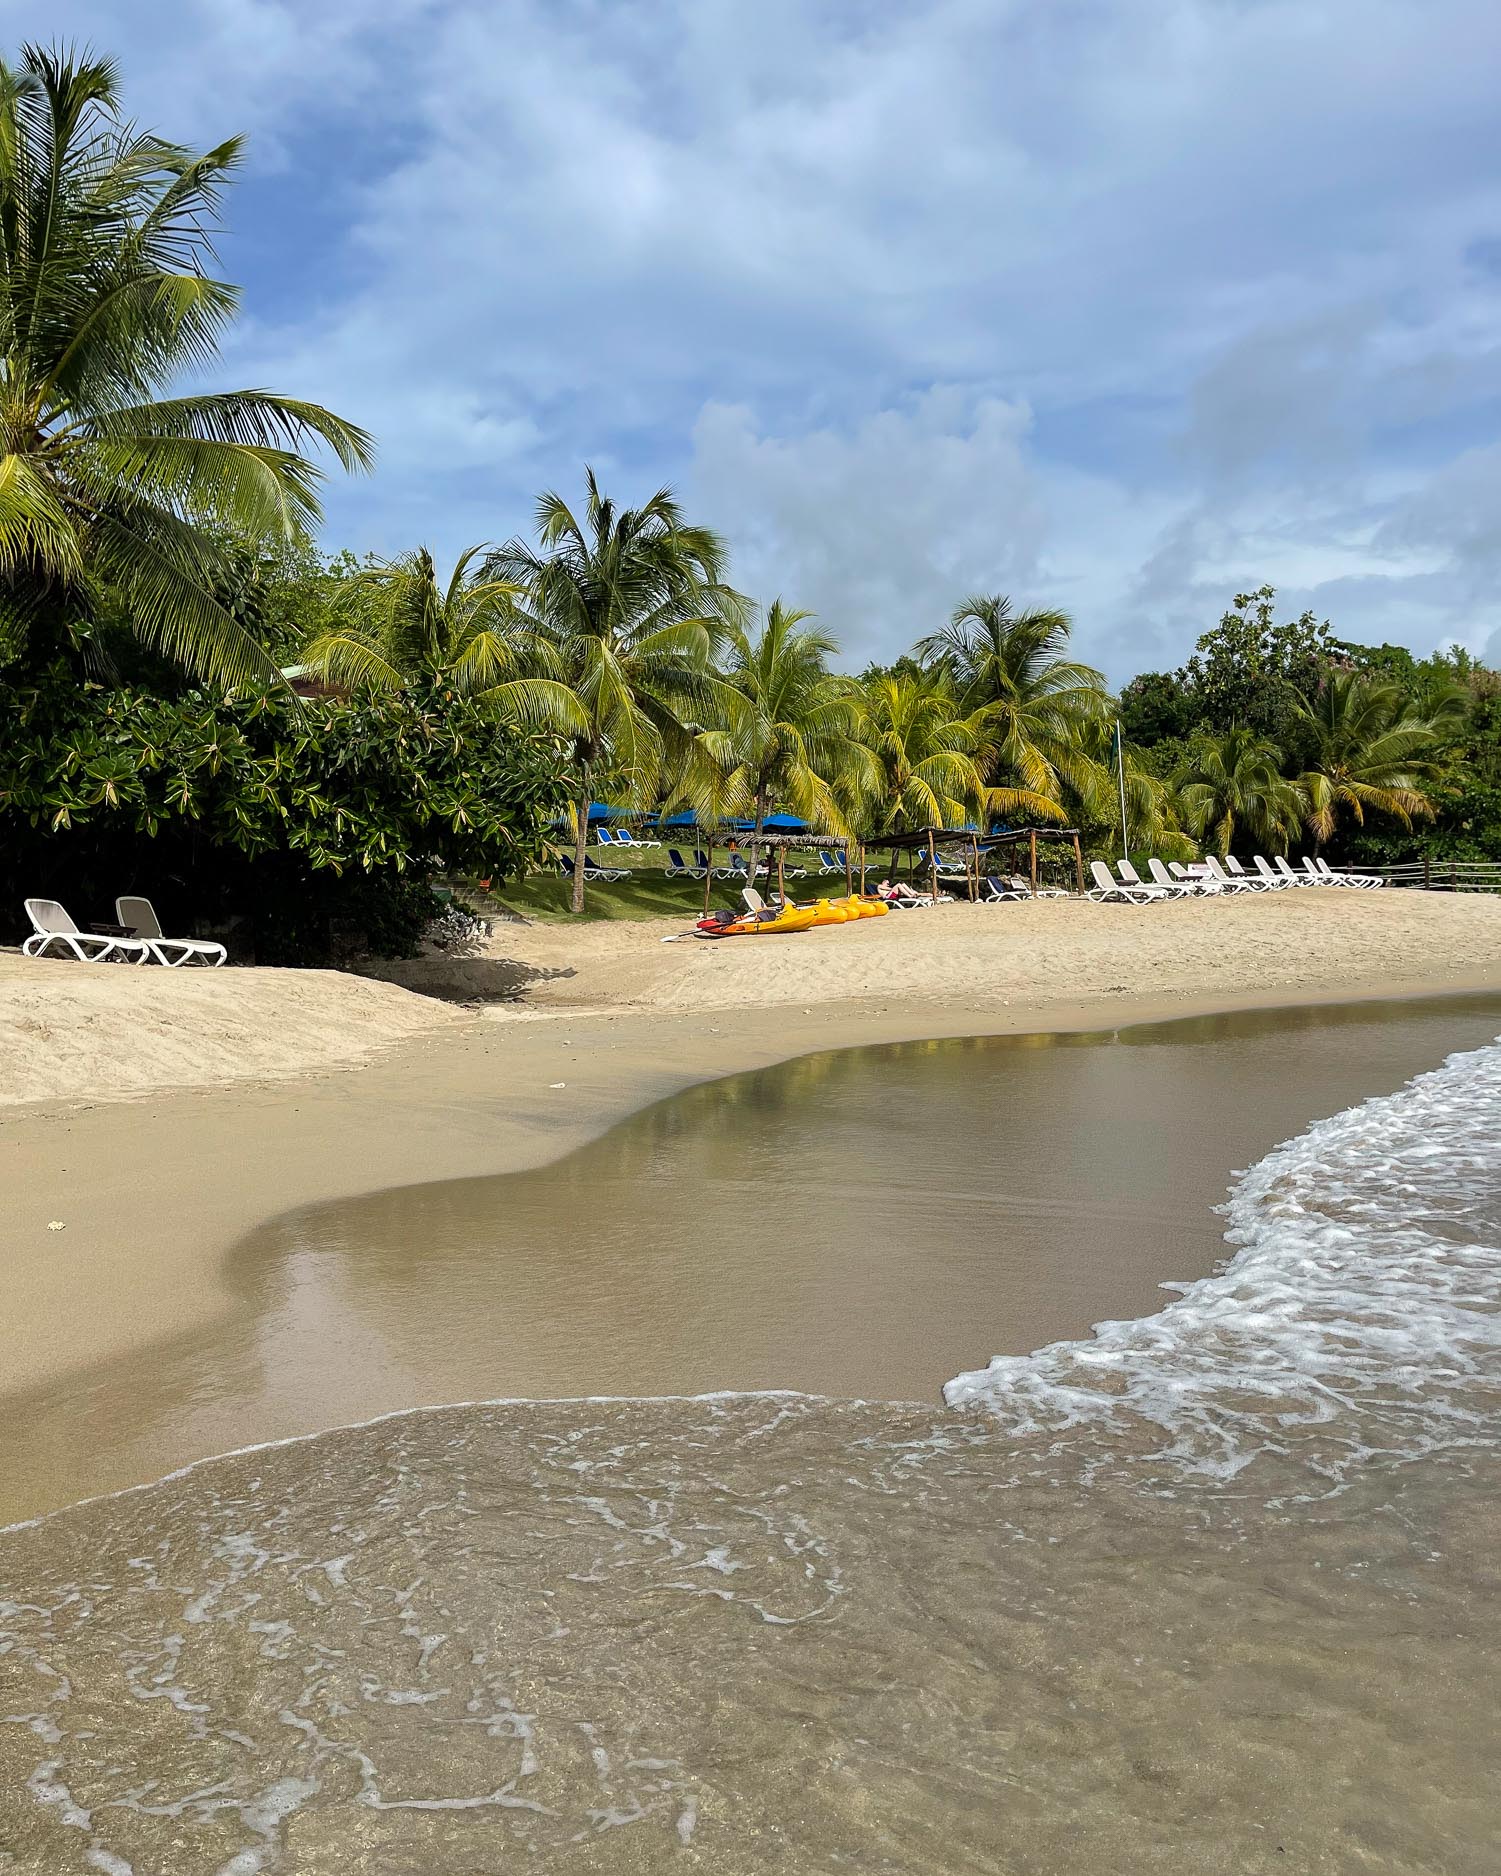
[488,469,743,912]
[0,44,372,686]
[1173,728,1305,855]
[1293,672,1461,848]
[857,671,1066,857]
[915,595,1115,821]
[697,600,874,881]
[298,546,575,714]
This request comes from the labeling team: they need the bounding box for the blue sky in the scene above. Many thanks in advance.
[15,0,1501,678]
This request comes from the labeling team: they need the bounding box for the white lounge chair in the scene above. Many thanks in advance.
[1271,856,1313,888]
[1203,856,1260,894]
[1139,858,1196,898]
[116,896,227,967]
[1152,858,1216,896]
[1224,855,1273,890]
[1119,858,1188,900]
[1307,856,1383,889]
[1088,860,1167,903]
[1014,873,1069,900]
[1250,855,1289,888]
[979,876,1029,902]
[23,898,149,964]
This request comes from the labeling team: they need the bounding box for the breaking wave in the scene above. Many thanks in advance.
[946,1034,1501,1491]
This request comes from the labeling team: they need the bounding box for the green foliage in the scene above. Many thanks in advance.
[485,467,746,911]
[915,594,1117,823]
[1172,727,1306,855]
[0,669,572,962]
[700,599,873,870]
[0,44,371,688]
[1119,669,1196,746]
[1178,587,1333,743]
[1292,671,1459,846]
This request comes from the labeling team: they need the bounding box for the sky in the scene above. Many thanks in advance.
[11,0,1501,680]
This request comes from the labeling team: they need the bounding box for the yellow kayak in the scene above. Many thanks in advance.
[699,904,818,936]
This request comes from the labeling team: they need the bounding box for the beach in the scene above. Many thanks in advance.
[2,886,1499,1451]
[4,989,1501,1873]
[6,889,1501,1873]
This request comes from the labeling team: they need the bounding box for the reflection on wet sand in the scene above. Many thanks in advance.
[5,994,1501,1523]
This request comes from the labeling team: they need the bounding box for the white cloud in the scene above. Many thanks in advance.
[688,391,1048,664]
[21,0,1501,673]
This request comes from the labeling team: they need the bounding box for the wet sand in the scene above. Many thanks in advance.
[5,993,1501,1524]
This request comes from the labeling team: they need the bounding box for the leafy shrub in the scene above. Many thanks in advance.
[0,668,572,963]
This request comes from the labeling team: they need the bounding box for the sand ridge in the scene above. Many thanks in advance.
[0,955,465,1108]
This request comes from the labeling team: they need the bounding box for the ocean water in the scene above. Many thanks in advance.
[3,1021,1501,1871]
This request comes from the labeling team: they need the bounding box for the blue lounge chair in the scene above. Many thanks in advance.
[664,848,707,880]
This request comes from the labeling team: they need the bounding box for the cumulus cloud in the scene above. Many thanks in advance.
[27,0,1501,676]
[688,392,1047,664]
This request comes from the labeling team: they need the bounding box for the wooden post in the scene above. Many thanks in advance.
[1072,831,1084,896]
[844,844,852,897]
[777,846,786,903]
[1029,829,1038,892]
[703,838,713,917]
[858,843,867,893]
[929,830,939,904]
[970,833,979,901]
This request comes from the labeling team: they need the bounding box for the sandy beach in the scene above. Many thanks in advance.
[6,887,1501,1109]
[1,887,1498,1417]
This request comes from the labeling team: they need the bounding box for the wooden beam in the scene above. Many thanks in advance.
[1029,829,1038,892]
[1072,831,1084,896]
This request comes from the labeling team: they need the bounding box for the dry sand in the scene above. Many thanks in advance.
[0,954,464,1107]
[378,884,1501,1018]
[2,888,1499,1403]
[2,889,1498,1110]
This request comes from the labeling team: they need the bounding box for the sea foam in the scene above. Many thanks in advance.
[945,1035,1501,1488]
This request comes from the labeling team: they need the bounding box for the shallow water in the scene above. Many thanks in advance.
[8,996,1501,1522]
[4,996,1501,1872]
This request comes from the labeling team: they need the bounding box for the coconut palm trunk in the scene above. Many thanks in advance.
[749,789,768,890]
[571,788,592,915]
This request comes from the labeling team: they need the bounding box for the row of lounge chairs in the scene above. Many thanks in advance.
[1085,854,1383,903]
[23,896,227,966]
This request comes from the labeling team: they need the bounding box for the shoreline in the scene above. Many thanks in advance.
[5,959,1501,1407]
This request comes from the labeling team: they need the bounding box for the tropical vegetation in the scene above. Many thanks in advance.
[2,39,1495,952]
[0,44,371,689]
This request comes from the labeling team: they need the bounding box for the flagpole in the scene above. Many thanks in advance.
[1115,720,1129,861]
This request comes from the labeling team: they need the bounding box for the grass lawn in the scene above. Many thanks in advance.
[465,842,1080,924]
[468,847,872,923]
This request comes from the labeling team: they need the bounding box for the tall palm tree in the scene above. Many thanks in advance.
[0,44,372,686]
[1173,728,1305,855]
[488,469,744,912]
[857,671,1066,853]
[1293,672,1461,848]
[915,595,1115,821]
[298,546,576,720]
[697,600,875,881]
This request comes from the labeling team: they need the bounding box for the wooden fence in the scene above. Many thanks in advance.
[1360,858,1501,893]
